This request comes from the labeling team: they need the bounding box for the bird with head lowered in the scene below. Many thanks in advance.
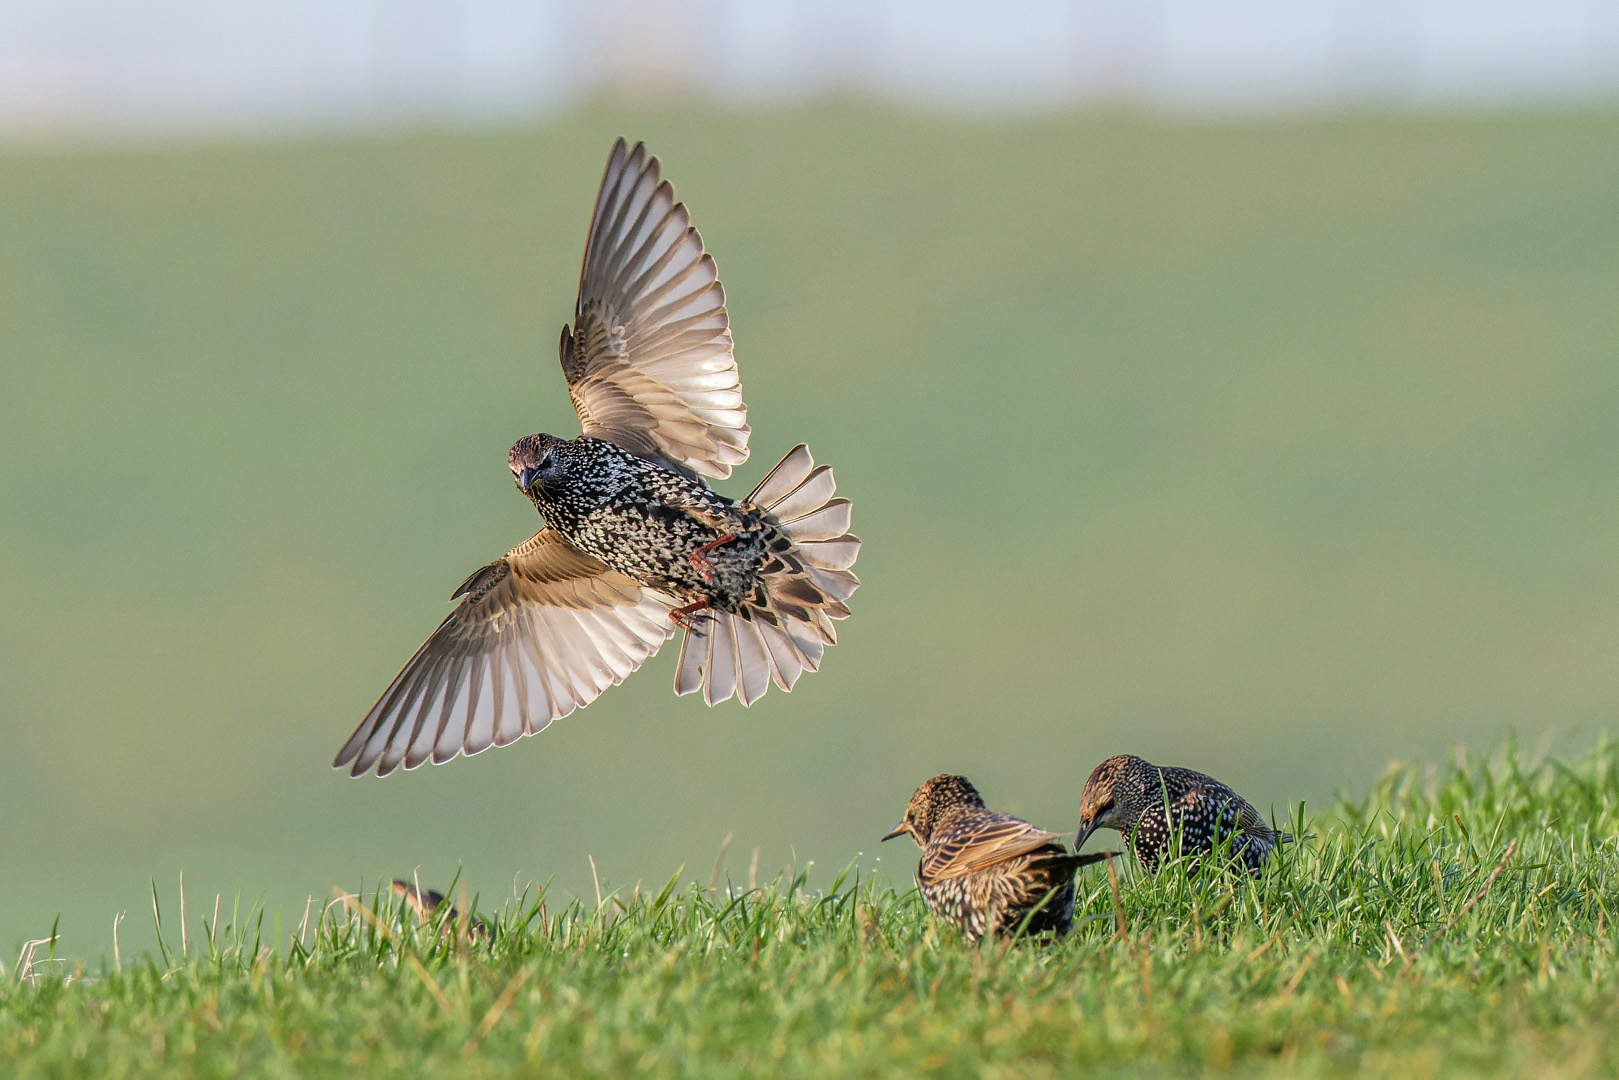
[1074,755,1293,874]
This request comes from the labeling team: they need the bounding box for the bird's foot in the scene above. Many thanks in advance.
[670,599,713,633]
[689,533,738,585]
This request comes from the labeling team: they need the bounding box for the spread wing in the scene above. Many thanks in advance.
[562,137,749,480]
[334,530,677,777]
[923,813,1071,882]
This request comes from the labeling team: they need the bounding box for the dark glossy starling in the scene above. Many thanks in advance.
[391,879,490,941]
[882,775,1108,942]
[334,138,861,777]
[1074,755,1293,874]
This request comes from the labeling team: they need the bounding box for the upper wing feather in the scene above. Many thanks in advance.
[922,813,1071,882]
[1229,793,1277,839]
[563,137,749,480]
[334,530,676,777]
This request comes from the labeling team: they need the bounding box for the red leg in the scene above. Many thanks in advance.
[670,599,711,632]
[689,532,738,585]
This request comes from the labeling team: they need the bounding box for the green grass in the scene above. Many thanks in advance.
[5,739,1618,1078]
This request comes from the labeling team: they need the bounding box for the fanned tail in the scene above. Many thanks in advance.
[674,444,860,706]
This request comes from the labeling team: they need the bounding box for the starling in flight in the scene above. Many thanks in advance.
[334,138,861,777]
[882,775,1108,942]
[1073,755,1292,874]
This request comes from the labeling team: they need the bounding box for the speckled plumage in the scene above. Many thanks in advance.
[883,775,1107,942]
[510,434,775,616]
[332,138,860,778]
[1074,755,1292,874]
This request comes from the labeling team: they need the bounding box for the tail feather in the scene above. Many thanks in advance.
[773,498,851,541]
[807,607,839,646]
[797,538,860,571]
[703,615,738,705]
[756,619,807,691]
[1031,851,1113,876]
[783,619,825,669]
[728,618,764,703]
[673,633,703,696]
[747,444,818,507]
[803,564,859,601]
[766,467,837,522]
[674,444,860,706]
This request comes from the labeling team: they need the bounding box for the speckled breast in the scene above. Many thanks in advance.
[532,441,767,607]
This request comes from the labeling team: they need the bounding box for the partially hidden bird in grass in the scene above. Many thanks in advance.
[882,775,1110,942]
[391,879,490,941]
[334,138,860,777]
[1073,755,1293,874]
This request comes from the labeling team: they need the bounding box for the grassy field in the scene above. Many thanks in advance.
[3,740,1617,1078]
[4,104,1619,966]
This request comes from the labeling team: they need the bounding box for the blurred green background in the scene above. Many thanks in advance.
[4,106,1619,959]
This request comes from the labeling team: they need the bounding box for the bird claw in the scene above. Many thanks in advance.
[689,532,739,586]
[670,600,712,633]
[689,552,717,586]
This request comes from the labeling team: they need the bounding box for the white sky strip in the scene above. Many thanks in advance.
[3,0,1619,135]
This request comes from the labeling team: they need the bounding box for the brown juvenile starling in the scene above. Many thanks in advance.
[1073,755,1293,874]
[882,775,1108,942]
[334,138,861,777]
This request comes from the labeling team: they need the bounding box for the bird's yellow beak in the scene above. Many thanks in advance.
[880,821,908,842]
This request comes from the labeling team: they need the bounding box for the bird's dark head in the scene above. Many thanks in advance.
[881,774,985,847]
[1074,754,1154,849]
[509,434,566,495]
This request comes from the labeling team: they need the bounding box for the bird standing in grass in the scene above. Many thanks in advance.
[334,138,860,778]
[1073,755,1292,874]
[882,775,1108,942]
